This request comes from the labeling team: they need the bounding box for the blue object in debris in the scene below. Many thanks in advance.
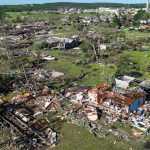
[129,97,144,112]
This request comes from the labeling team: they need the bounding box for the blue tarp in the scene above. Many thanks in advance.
[129,97,144,112]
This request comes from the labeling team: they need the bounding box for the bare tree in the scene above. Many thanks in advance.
[80,27,113,61]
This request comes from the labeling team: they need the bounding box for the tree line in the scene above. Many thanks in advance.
[0,2,147,12]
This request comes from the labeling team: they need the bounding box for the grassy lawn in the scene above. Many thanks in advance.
[52,123,138,150]
[124,29,150,40]
[53,24,81,37]
[123,50,150,78]
[114,122,143,134]
[44,50,116,86]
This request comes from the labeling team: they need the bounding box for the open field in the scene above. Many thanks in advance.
[44,50,116,86]
[124,29,150,40]
[7,12,65,20]
[52,123,141,150]
[53,25,81,37]
[43,48,150,86]
[7,12,98,21]
[123,50,150,78]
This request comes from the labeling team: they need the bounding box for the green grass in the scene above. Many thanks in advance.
[7,12,100,22]
[70,12,100,18]
[53,25,81,37]
[52,123,138,150]
[4,91,19,101]
[7,12,65,21]
[124,29,150,40]
[114,122,143,134]
[44,50,116,86]
[123,50,150,78]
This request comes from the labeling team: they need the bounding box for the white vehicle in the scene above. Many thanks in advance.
[42,56,56,61]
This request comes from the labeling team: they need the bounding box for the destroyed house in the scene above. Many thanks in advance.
[12,50,26,57]
[47,37,79,50]
[88,84,146,112]
[64,38,79,49]
[111,91,146,112]
[88,84,111,105]
[10,30,30,36]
